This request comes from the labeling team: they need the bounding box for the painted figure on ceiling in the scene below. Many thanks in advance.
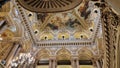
[46,13,81,31]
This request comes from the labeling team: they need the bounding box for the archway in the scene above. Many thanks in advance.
[78,48,94,68]
[36,49,50,68]
[56,48,72,68]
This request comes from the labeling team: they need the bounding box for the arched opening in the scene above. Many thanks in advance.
[36,49,50,68]
[58,32,70,40]
[79,59,94,68]
[40,32,54,40]
[36,57,49,68]
[78,48,94,68]
[74,32,89,39]
[56,48,72,68]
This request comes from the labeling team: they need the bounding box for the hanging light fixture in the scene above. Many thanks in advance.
[17,0,82,13]
[10,53,35,67]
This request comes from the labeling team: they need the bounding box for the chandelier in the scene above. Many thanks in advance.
[17,0,82,13]
[10,53,35,67]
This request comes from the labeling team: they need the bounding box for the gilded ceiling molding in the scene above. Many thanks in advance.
[101,2,120,68]
[15,1,36,44]
[17,0,82,13]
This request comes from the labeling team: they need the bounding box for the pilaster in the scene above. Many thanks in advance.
[71,55,79,68]
[49,56,56,68]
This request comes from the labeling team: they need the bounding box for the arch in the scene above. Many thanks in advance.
[57,31,70,40]
[56,48,71,60]
[40,31,54,40]
[74,31,89,39]
[13,19,24,37]
[8,3,24,37]
[6,16,24,37]
[78,47,94,60]
[36,48,50,59]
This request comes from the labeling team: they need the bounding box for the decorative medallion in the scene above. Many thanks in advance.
[17,0,82,13]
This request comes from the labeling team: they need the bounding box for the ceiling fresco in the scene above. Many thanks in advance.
[0,0,119,67]
[45,13,81,31]
[25,0,101,41]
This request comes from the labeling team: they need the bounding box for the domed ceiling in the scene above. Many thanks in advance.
[17,0,82,13]
[13,0,101,43]
[25,0,101,41]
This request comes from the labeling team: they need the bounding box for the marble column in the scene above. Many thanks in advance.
[71,56,79,68]
[49,56,56,68]
[49,59,52,68]
[53,59,56,68]
[76,58,79,68]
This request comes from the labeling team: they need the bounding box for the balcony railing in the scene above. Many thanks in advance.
[36,39,92,47]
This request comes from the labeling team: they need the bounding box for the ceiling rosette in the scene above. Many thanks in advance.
[17,0,82,13]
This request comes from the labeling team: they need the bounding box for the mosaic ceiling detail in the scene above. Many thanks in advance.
[17,0,82,13]
[25,0,101,41]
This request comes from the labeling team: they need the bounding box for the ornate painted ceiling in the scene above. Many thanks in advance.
[17,0,82,13]
[0,0,120,68]
[0,0,105,66]
[25,0,101,41]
